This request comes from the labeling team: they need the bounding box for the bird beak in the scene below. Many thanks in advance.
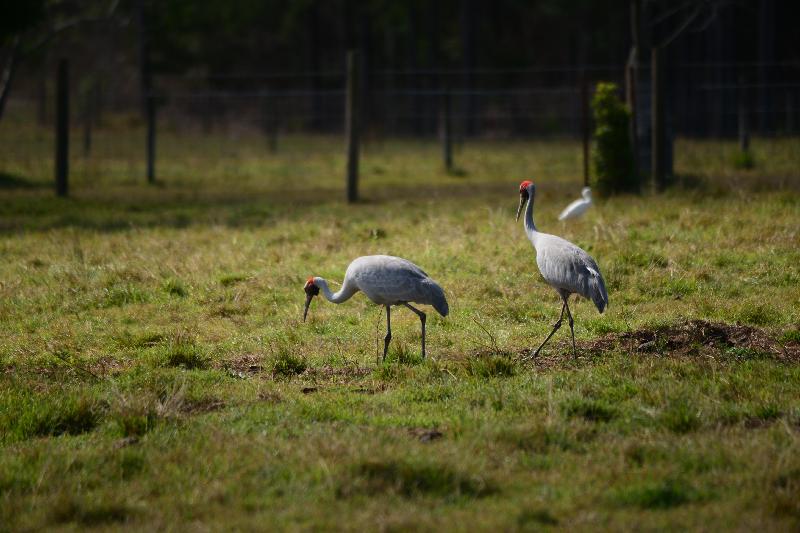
[303,293,313,322]
[515,194,526,221]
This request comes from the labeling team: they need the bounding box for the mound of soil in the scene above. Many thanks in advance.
[588,320,799,362]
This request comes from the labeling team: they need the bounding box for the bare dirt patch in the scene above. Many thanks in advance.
[222,353,264,376]
[519,320,799,369]
[587,320,800,362]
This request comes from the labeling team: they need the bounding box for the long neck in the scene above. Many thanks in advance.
[524,194,539,246]
[316,278,356,304]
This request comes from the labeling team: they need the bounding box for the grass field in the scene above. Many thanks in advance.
[1,119,800,530]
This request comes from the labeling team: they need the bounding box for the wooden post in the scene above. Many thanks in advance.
[651,46,664,190]
[146,93,156,183]
[345,50,360,203]
[738,76,749,152]
[441,86,453,172]
[580,73,590,187]
[55,58,69,197]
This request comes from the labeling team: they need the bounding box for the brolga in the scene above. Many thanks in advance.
[558,186,592,221]
[516,181,608,358]
[303,255,449,360]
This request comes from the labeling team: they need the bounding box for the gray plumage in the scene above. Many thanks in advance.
[339,256,449,316]
[534,233,608,313]
[303,255,448,360]
[516,181,608,357]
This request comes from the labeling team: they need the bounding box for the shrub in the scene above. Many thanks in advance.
[591,82,638,194]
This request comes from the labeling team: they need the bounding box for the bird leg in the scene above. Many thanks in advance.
[402,303,427,359]
[530,301,566,358]
[564,296,576,358]
[383,305,392,361]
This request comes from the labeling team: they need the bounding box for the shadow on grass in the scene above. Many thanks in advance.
[337,459,495,500]
[0,180,574,233]
[0,172,48,190]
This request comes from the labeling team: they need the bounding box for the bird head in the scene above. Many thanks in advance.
[303,277,320,321]
[582,186,592,199]
[516,180,534,221]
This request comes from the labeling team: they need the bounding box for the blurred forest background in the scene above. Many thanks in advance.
[2,0,800,194]
[2,0,799,137]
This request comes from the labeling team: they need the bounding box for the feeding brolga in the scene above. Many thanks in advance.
[558,186,592,221]
[303,255,449,360]
[516,180,608,357]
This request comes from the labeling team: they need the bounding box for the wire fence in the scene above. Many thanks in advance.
[2,62,799,188]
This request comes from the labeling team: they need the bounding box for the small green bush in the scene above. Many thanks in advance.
[592,82,638,194]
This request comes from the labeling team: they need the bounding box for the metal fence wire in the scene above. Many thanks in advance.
[2,62,798,185]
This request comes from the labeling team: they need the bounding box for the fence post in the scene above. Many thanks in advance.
[55,58,69,198]
[441,86,453,172]
[738,76,750,152]
[146,93,156,184]
[580,73,590,187]
[345,50,360,203]
[651,46,664,191]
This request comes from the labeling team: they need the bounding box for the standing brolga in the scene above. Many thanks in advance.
[303,255,449,359]
[516,180,608,357]
[558,186,593,221]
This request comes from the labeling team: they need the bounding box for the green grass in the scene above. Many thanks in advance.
[1,109,800,529]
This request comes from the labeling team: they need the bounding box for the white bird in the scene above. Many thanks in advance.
[558,186,592,221]
[303,255,449,360]
[516,180,608,357]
